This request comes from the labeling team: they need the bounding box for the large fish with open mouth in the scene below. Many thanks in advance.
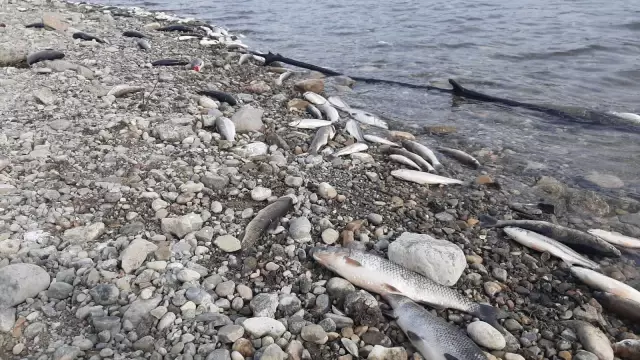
[311,246,503,328]
[570,266,640,304]
[479,215,621,257]
[503,227,599,269]
[383,294,488,360]
[588,229,640,249]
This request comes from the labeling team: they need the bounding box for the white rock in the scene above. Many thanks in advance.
[120,239,158,273]
[251,187,272,201]
[242,317,286,338]
[0,264,50,308]
[161,213,204,239]
[367,345,408,360]
[231,105,264,133]
[321,228,339,244]
[33,88,56,105]
[198,96,218,109]
[466,321,506,350]
[214,235,241,252]
[289,217,312,242]
[388,232,466,286]
[317,182,337,199]
[232,142,268,158]
[0,238,20,256]
[158,312,176,331]
[62,222,105,245]
[177,269,201,282]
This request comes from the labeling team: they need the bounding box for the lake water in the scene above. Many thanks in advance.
[91,0,640,199]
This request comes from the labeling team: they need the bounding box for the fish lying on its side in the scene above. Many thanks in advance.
[383,294,488,360]
[503,227,599,269]
[363,135,399,147]
[309,125,335,155]
[311,246,503,328]
[241,196,294,251]
[562,320,614,360]
[289,119,333,129]
[348,109,389,129]
[593,291,640,323]
[306,104,323,119]
[570,266,640,304]
[384,147,435,173]
[304,91,327,105]
[402,140,443,170]
[328,96,350,111]
[479,215,621,257]
[318,102,339,122]
[612,339,640,360]
[437,146,481,169]
[334,143,368,157]
[588,229,640,249]
[345,119,365,142]
[391,169,465,186]
[389,154,421,170]
[274,71,293,86]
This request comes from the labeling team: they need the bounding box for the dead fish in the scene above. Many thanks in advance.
[503,227,600,269]
[334,143,369,157]
[588,229,640,249]
[123,30,148,38]
[389,154,421,170]
[152,59,190,67]
[384,147,436,173]
[383,294,488,360]
[303,91,327,105]
[239,53,253,65]
[289,119,333,129]
[306,104,323,119]
[389,130,416,141]
[156,24,194,32]
[402,140,443,170]
[136,38,150,50]
[612,339,640,360]
[363,134,399,147]
[610,112,640,124]
[345,119,365,142]
[197,90,237,106]
[437,146,481,168]
[107,85,144,98]
[200,39,219,46]
[215,117,235,141]
[275,71,293,86]
[348,108,388,129]
[309,125,335,155]
[328,96,350,111]
[570,266,640,303]
[241,196,294,251]
[25,22,45,28]
[479,216,621,257]
[318,102,339,122]
[26,50,64,66]
[72,31,106,43]
[562,320,614,360]
[391,169,465,186]
[178,35,201,41]
[189,58,204,72]
[593,291,640,323]
[311,246,503,328]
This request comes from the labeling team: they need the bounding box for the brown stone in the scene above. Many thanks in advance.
[389,131,416,141]
[424,125,457,135]
[558,351,572,360]
[287,99,310,111]
[232,338,255,357]
[294,78,325,94]
[341,230,354,246]
[475,175,494,185]
[42,13,69,32]
[467,218,479,227]
[245,80,271,94]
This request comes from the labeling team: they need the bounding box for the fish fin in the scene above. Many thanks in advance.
[381,309,397,320]
[382,283,401,293]
[473,304,507,333]
[344,257,363,267]
[448,79,465,95]
[444,354,460,360]
[478,214,498,228]
[406,330,424,343]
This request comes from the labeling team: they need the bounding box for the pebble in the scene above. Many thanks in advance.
[250,293,279,317]
[219,324,245,343]
[317,182,337,199]
[289,216,312,242]
[321,228,340,244]
[242,317,287,338]
[0,263,50,308]
[301,324,329,344]
[214,235,242,252]
[251,186,272,201]
[467,321,506,350]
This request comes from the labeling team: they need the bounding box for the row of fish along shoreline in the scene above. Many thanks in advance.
[1,0,640,359]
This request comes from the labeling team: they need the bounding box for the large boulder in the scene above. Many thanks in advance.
[388,232,466,286]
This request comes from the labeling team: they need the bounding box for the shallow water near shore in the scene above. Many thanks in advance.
[91,0,640,198]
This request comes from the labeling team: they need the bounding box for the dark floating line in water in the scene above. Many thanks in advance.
[250,50,640,132]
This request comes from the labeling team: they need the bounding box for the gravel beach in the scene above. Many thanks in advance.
[1,0,640,359]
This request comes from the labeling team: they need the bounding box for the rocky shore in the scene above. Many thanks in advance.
[1,0,640,360]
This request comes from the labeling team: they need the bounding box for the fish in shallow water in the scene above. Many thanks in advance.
[391,169,465,186]
[593,291,640,323]
[309,125,335,155]
[588,229,640,249]
[384,147,435,172]
[289,119,333,129]
[363,134,399,147]
[389,154,421,170]
[570,266,640,304]
[402,140,443,170]
[503,227,599,269]
[275,71,293,86]
[241,196,294,251]
[383,294,488,360]
[479,215,621,257]
[215,117,235,141]
[334,143,368,157]
[348,109,388,129]
[311,246,503,328]
[345,119,365,142]
[437,146,481,168]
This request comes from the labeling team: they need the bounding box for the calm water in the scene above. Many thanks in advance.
[93,0,640,198]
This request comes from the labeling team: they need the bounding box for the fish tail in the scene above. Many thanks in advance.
[473,304,506,332]
[478,214,499,228]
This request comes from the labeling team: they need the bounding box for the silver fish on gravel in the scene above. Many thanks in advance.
[304,91,327,105]
[200,39,219,46]
[309,125,336,155]
[136,38,150,50]
[383,294,488,360]
[178,35,199,41]
[570,266,640,304]
[503,227,599,269]
[242,196,294,250]
[306,104,323,119]
[215,117,235,141]
[334,143,368,157]
[318,102,339,122]
[588,229,640,249]
[328,96,351,111]
[389,154,421,170]
[385,147,436,173]
[275,71,293,86]
[311,246,502,328]
[345,119,365,142]
[402,140,443,170]
[348,109,388,129]
[289,119,333,129]
[391,169,464,185]
[363,134,399,147]
[437,146,481,169]
[479,215,621,257]
[238,53,253,65]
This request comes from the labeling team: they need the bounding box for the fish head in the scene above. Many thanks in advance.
[380,293,413,310]
[310,246,352,269]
